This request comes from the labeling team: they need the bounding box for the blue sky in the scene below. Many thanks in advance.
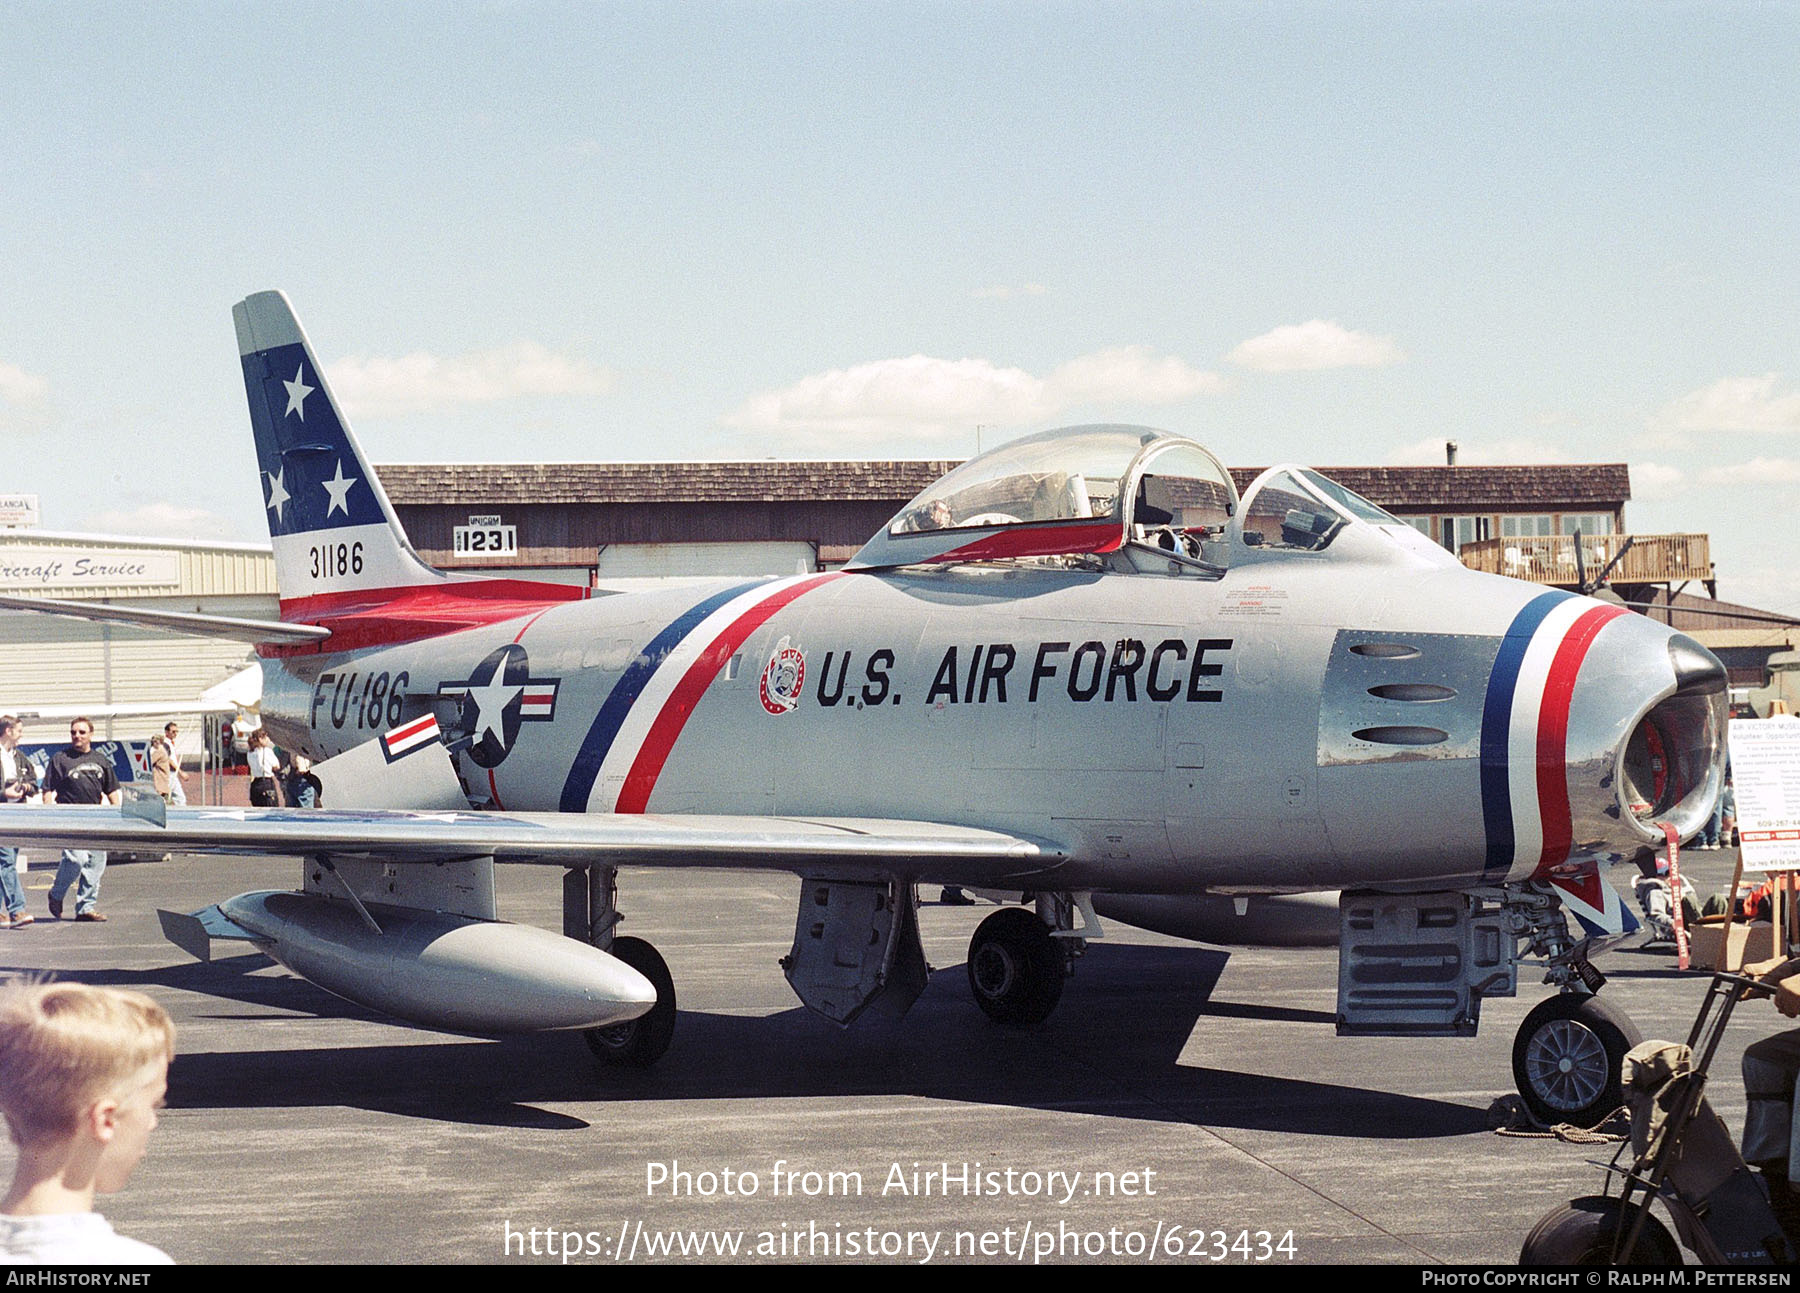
[3,2,1798,613]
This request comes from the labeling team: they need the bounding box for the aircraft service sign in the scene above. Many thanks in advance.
[0,547,180,590]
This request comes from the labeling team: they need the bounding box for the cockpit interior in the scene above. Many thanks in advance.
[850,423,1431,574]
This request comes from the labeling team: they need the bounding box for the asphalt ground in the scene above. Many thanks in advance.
[0,842,1771,1266]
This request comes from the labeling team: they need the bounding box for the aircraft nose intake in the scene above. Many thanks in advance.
[1513,604,1730,870]
[1612,632,1728,846]
[1668,633,1728,699]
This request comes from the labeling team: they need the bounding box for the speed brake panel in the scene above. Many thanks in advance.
[782,877,929,1026]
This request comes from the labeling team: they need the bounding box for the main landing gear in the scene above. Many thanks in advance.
[583,936,677,1067]
[967,893,1096,1027]
[567,866,678,1068]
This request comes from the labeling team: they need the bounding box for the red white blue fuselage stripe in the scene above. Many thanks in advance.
[559,574,845,813]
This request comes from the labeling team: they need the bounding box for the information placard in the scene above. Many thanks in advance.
[1728,716,1800,871]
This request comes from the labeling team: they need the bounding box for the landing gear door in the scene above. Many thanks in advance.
[1336,890,1516,1037]
[782,877,929,1026]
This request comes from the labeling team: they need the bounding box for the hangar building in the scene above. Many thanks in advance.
[0,531,275,748]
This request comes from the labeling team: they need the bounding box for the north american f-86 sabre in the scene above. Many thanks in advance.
[0,291,1727,1125]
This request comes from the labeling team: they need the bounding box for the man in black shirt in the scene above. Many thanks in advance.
[42,718,121,922]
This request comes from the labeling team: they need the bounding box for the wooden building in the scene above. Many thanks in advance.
[382,457,1691,587]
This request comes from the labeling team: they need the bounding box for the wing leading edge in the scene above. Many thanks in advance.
[0,804,1068,885]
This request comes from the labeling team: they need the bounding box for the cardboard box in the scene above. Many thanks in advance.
[1688,921,1780,971]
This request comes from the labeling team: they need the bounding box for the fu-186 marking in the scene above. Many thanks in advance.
[311,669,410,732]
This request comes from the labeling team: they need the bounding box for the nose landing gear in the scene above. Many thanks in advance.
[1512,992,1641,1129]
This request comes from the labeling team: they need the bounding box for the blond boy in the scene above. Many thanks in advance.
[0,982,174,1264]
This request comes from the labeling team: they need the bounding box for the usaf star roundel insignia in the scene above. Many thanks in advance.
[759,636,806,716]
[442,644,560,768]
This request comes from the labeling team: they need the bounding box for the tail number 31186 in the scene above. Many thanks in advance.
[309,542,363,579]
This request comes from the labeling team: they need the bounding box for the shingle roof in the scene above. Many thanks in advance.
[377,460,1631,510]
[377,461,960,505]
[1230,465,1631,510]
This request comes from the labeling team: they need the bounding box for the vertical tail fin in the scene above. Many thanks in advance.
[235,291,447,618]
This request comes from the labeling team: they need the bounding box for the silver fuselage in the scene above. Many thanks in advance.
[259,521,1720,898]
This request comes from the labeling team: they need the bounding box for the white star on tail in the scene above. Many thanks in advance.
[321,460,358,517]
[283,366,314,419]
[265,467,290,522]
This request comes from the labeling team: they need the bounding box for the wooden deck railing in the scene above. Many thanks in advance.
[1459,534,1711,585]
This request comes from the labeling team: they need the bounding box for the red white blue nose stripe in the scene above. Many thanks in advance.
[1480,591,1632,888]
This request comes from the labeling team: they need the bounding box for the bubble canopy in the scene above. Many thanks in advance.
[848,425,1238,570]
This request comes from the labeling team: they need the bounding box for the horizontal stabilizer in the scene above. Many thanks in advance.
[0,593,330,645]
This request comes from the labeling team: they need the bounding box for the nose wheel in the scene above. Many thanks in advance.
[1512,992,1641,1128]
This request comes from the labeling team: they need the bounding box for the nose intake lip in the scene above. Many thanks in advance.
[1668,634,1727,698]
[1612,633,1729,844]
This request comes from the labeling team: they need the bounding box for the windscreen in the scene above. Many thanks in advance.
[1241,470,1346,551]
[1241,467,1396,552]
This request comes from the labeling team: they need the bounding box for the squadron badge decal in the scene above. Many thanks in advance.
[759,636,807,715]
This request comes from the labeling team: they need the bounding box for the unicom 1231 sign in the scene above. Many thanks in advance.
[0,546,181,590]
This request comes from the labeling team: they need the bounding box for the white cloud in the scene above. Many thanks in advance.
[1652,374,1800,435]
[1699,456,1800,488]
[1629,461,1686,502]
[1720,565,1800,620]
[725,355,1043,440]
[89,502,239,540]
[1046,346,1225,406]
[971,282,1048,300]
[0,361,49,405]
[1386,437,1574,466]
[1227,320,1405,373]
[723,346,1223,442]
[327,342,616,418]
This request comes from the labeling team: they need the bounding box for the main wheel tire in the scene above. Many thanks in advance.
[1519,1195,1682,1265]
[967,907,1063,1026]
[1513,993,1642,1128]
[584,936,676,1068]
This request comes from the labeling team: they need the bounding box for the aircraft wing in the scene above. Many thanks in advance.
[0,803,1067,884]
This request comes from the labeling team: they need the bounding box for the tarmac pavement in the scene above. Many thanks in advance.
[0,842,1769,1265]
